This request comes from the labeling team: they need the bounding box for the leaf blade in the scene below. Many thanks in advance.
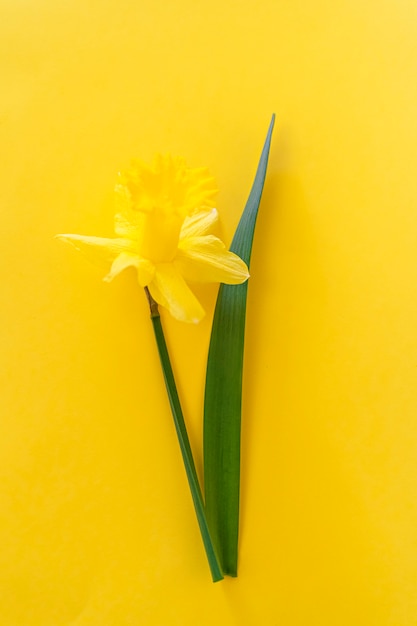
[203,116,275,575]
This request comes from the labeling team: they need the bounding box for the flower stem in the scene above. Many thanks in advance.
[144,288,223,582]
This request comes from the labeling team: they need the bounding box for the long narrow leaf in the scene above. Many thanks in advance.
[203,116,275,575]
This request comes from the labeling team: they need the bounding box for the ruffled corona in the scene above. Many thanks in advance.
[57,155,249,323]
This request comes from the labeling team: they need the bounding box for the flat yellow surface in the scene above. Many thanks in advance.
[1,1,417,624]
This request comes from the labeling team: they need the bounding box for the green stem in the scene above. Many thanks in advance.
[145,288,223,583]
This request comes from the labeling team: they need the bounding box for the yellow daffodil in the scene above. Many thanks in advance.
[57,154,249,322]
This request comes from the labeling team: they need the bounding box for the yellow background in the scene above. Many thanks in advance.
[1,0,417,624]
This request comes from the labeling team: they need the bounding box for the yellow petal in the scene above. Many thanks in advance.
[114,183,146,238]
[117,155,217,220]
[182,166,218,214]
[56,233,136,265]
[148,263,205,323]
[175,235,250,284]
[180,208,219,238]
[151,155,217,216]
[104,252,155,285]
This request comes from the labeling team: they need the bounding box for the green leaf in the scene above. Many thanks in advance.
[203,116,275,576]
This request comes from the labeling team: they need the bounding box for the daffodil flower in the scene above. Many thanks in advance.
[56,121,273,582]
[57,154,249,322]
